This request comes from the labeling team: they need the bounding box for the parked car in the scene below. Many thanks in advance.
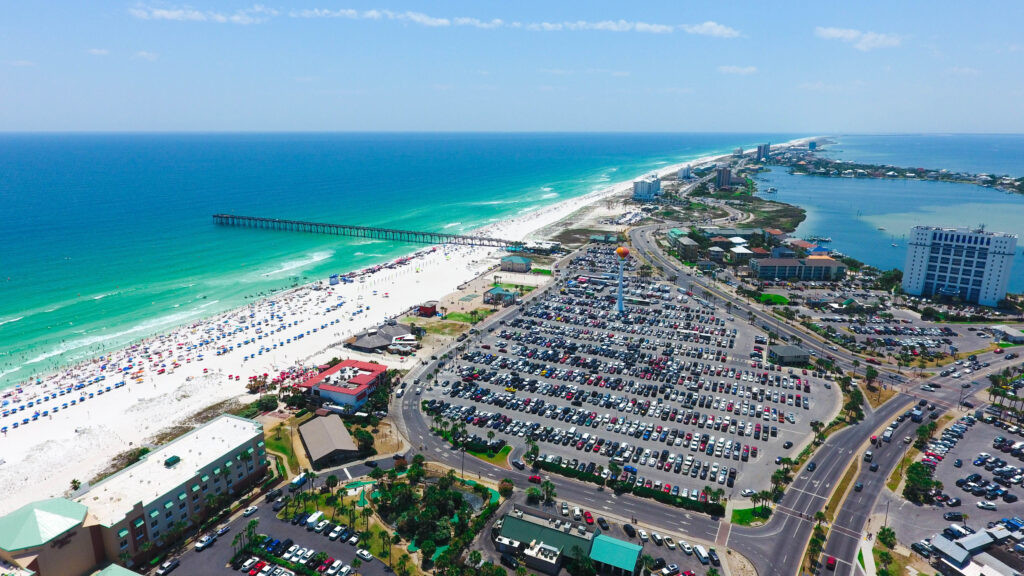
[155,559,180,575]
[195,534,216,550]
[243,505,259,517]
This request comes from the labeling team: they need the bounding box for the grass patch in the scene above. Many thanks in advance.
[730,506,771,526]
[857,549,865,570]
[759,293,790,305]
[887,446,921,492]
[444,308,496,324]
[824,460,859,523]
[466,445,512,467]
[872,544,910,576]
[265,424,300,475]
[862,383,898,409]
[531,268,553,276]
[493,282,535,293]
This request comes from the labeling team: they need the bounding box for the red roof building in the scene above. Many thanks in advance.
[298,360,388,408]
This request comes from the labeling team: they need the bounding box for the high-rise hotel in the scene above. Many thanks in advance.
[902,226,1017,307]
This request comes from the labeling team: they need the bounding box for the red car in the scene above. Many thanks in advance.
[528,475,541,484]
[249,561,266,576]
[583,511,594,524]
[826,556,837,570]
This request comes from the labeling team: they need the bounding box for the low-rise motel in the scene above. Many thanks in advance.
[0,415,267,576]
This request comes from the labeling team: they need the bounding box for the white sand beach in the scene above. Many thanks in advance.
[0,139,812,513]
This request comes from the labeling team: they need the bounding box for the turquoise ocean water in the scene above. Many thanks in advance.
[759,134,1024,291]
[0,133,793,388]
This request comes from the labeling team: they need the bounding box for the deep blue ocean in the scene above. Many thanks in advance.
[761,134,1024,291]
[0,132,792,387]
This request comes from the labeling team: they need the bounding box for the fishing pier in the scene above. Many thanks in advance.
[212,214,522,249]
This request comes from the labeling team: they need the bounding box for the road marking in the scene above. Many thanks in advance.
[344,468,352,479]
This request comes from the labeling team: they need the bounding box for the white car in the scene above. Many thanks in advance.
[638,529,649,542]
[243,505,258,517]
[740,489,756,497]
[356,549,374,562]
[326,560,345,575]
[977,501,997,511]
[282,544,300,561]
[195,534,216,550]
[298,548,316,565]
[679,541,693,555]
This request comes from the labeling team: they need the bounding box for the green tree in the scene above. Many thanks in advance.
[419,540,437,566]
[864,366,879,386]
[352,556,363,574]
[878,526,896,549]
[468,550,483,568]
[525,487,543,503]
[353,429,375,451]
[70,478,82,492]
[540,479,557,502]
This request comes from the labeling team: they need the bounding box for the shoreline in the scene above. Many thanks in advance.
[0,136,813,514]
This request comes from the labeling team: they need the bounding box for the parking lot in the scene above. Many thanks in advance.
[882,416,1024,549]
[419,245,841,500]
[162,505,388,576]
[506,503,722,576]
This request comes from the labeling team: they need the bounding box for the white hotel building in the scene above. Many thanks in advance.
[631,174,661,202]
[902,226,1017,307]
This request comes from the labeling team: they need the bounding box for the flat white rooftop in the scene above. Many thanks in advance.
[77,415,262,527]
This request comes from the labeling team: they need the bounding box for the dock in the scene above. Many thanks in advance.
[212,214,522,249]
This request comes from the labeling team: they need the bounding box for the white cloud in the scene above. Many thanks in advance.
[680,21,740,38]
[88,48,110,56]
[134,51,159,61]
[453,17,504,29]
[528,19,675,33]
[815,26,900,51]
[134,6,732,37]
[718,65,756,75]
[130,4,278,25]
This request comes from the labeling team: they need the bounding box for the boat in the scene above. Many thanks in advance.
[877,227,886,231]
[891,243,898,247]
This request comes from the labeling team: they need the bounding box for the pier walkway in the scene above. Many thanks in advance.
[213,214,522,249]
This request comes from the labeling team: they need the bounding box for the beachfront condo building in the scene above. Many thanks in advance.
[0,415,266,575]
[677,165,692,180]
[631,174,661,201]
[902,226,1017,307]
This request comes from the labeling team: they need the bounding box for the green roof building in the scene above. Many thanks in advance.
[493,511,641,576]
[0,498,94,576]
[589,534,642,576]
[500,255,533,273]
[0,498,87,552]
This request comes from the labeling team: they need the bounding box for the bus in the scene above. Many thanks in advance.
[694,545,710,565]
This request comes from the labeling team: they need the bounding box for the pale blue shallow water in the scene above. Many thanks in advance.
[759,134,1024,290]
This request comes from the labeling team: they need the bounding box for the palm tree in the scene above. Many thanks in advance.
[351,557,363,575]
[814,510,826,526]
[118,550,131,567]
[245,518,259,549]
[379,531,393,567]
[540,479,557,503]
[757,490,773,513]
[232,532,243,555]
[361,506,373,531]
[468,550,482,568]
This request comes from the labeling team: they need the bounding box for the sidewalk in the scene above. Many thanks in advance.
[857,537,877,576]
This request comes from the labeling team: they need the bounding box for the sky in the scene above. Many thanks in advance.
[2,1,1023,132]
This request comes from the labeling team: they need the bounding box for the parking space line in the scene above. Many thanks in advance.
[343,468,352,479]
